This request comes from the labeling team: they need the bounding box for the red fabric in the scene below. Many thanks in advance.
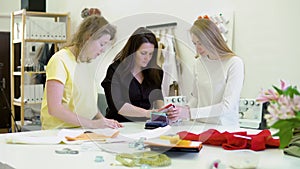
[177,129,280,151]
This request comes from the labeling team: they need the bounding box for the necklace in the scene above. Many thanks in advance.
[115,151,171,167]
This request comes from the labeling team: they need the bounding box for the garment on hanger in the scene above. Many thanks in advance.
[160,29,179,97]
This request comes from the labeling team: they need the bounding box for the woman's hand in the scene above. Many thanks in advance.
[166,106,180,122]
[167,105,190,121]
[91,117,123,129]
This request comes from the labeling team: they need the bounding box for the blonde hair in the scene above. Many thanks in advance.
[190,19,235,58]
[65,15,116,62]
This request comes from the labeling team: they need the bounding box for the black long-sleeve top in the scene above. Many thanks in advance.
[101,61,163,122]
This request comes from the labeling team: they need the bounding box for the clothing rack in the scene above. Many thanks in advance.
[145,22,177,29]
[145,22,183,97]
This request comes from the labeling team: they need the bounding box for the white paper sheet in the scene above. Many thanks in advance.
[5,128,120,145]
[120,125,171,140]
[5,136,61,144]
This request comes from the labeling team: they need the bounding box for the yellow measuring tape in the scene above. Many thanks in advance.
[115,151,171,167]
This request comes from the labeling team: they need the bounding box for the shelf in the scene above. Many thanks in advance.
[13,71,46,76]
[12,101,22,107]
[13,101,43,106]
[13,9,69,18]
[13,39,67,44]
[10,9,70,132]
[13,99,43,106]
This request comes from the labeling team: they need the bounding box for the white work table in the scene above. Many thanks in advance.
[0,121,299,169]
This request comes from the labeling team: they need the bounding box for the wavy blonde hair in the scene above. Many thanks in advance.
[190,19,235,58]
[64,15,116,62]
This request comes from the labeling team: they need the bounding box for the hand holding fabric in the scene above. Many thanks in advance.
[165,105,191,123]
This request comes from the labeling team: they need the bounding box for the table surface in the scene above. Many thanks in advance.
[0,121,299,169]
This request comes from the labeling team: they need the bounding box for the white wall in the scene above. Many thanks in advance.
[0,0,20,31]
[1,0,300,99]
[232,0,300,98]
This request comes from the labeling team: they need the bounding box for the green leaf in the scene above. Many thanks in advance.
[282,86,300,98]
[271,120,292,129]
[271,118,300,149]
[274,127,293,149]
[296,111,300,119]
[294,86,300,95]
[267,81,300,149]
[273,85,283,95]
[292,86,300,95]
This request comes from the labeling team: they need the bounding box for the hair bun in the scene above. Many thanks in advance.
[81,8,101,18]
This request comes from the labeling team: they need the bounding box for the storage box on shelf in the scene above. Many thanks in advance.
[10,9,70,132]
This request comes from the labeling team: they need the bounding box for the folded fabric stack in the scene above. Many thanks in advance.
[284,128,300,158]
[177,129,280,151]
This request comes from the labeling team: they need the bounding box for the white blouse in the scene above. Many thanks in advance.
[187,55,244,127]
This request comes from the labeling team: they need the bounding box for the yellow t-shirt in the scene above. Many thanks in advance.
[41,48,98,129]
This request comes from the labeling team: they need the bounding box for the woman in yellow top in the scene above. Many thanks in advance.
[41,15,122,129]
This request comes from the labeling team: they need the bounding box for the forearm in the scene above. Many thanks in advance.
[94,112,104,120]
[48,105,94,128]
[188,98,240,120]
[189,104,223,119]
[119,103,151,118]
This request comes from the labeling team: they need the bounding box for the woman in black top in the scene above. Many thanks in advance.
[101,27,164,122]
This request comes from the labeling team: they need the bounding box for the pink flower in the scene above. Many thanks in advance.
[258,80,300,149]
[278,96,293,112]
[257,80,299,126]
[292,95,300,111]
[256,94,270,103]
[280,80,289,90]
[256,89,279,103]
[265,104,279,125]
[261,94,294,123]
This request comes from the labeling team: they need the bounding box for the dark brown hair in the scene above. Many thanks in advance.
[114,27,161,86]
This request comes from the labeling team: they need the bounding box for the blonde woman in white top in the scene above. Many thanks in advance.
[169,18,244,127]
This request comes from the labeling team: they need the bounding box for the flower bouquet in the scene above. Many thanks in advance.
[256,80,300,148]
